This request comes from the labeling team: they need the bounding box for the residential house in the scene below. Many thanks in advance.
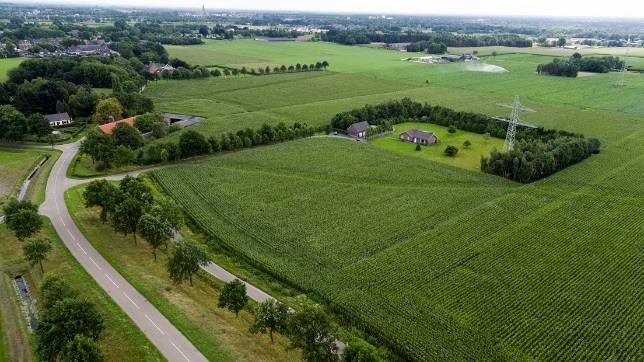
[96,116,136,135]
[399,129,438,145]
[44,112,73,127]
[347,121,370,138]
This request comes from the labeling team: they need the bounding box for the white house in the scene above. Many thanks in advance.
[44,112,73,127]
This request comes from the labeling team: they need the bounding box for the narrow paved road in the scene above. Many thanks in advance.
[39,141,208,362]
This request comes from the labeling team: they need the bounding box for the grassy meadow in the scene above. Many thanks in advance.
[148,39,644,360]
[0,148,49,214]
[370,122,504,170]
[0,58,22,82]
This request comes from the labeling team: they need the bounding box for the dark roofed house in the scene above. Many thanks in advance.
[44,112,73,127]
[399,129,438,145]
[162,113,203,128]
[347,121,370,138]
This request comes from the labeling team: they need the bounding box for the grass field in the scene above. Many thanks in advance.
[0,220,164,362]
[0,148,50,214]
[0,58,22,82]
[65,185,301,362]
[370,122,504,170]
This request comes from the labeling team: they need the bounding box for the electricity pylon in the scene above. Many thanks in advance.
[493,96,535,151]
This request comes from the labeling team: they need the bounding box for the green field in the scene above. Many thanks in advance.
[0,58,22,82]
[148,40,644,361]
[370,122,504,170]
[150,40,643,147]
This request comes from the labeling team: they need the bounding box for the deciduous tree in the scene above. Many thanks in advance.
[288,306,338,362]
[249,299,289,342]
[166,239,210,286]
[23,237,52,273]
[218,279,248,317]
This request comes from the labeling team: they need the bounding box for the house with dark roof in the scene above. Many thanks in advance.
[399,129,438,145]
[347,121,370,138]
[44,112,73,127]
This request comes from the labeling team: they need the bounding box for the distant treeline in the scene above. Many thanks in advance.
[321,30,532,47]
[537,54,624,77]
[330,98,600,183]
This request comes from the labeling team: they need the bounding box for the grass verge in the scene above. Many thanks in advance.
[65,183,301,361]
[0,218,164,362]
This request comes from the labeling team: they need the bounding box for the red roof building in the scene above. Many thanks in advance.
[97,116,136,135]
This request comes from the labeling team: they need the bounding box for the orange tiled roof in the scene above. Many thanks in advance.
[97,116,136,135]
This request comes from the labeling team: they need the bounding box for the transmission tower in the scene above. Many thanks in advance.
[492,95,535,151]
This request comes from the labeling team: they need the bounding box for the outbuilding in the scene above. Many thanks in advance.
[347,121,370,138]
[44,112,73,127]
[399,129,438,145]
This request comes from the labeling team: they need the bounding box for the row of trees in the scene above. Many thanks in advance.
[322,29,532,47]
[140,122,317,165]
[537,53,625,77]
[3,200,98,361]
[406,42,447,54]
[330,98,600,182]
[83,176,183,259]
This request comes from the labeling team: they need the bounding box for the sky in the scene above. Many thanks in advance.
[24,0,644,19]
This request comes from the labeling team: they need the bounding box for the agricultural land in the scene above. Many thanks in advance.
[147,39,643,360]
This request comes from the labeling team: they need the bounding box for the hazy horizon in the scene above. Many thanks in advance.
[14,0,644,19]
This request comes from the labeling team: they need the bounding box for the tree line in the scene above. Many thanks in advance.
[140,122,317,165]
[2,199,104,360]
[537,53,625,77]
[322,29,532,47]
[330,98,600,183]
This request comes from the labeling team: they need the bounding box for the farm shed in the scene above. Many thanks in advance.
[162,113,204,128]
[399,129,438,145]
[44,112,73,127]
[347,121,370,138]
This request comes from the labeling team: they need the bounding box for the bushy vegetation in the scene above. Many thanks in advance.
[537,53,625,77]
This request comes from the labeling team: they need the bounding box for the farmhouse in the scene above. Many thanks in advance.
[97,116,136,135]
[44,112,73,127]
[399,129,438,145]
[147,63,176,75]
[347,121,370,138]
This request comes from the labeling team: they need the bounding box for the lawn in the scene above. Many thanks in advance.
[0,58,23,82]
[0,219,164,362]
[64,184,301,362]
[0,148,48,214]
[370,122,504,170]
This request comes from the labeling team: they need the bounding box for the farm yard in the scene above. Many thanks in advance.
[147,39,644,361]
[370,122,504,170]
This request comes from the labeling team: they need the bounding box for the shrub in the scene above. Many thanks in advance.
[444,145,459,156]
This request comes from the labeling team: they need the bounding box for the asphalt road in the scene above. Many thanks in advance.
[39,141,208,362]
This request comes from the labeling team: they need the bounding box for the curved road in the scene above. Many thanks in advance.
[40,141,208,362]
